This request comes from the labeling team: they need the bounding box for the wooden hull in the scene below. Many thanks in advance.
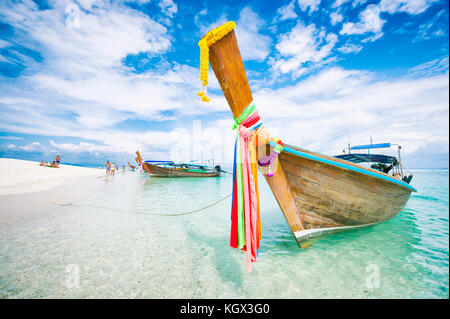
[205,28,416,246]
[136,150,220,177]
[266,144,415,245]
[142,162,220,177]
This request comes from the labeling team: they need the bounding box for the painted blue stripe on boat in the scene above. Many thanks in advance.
[350,143,391,150]
[145,160,174,164]
[269,142,417,193]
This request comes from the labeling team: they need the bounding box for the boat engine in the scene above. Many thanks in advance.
[402,175,413,184]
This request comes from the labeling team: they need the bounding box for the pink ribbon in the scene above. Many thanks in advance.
[238,125,258,271]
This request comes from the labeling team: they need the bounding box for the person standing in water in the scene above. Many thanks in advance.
[106,161,111,175]
[110,162,116,176]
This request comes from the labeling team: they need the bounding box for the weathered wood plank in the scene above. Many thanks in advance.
[281,151,410,197]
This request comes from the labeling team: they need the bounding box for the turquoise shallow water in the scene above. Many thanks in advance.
[0,169,448,298]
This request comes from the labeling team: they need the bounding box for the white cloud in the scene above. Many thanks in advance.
[298,0,321,13]
[19,142,42,152]
[407,56,449,78]
[330,11,343,25]
[0,136,23,140]
[379,0,439,15]
[198,12,228,35]
[26,64,215,119]
[77,0,98,10]
[194,9,208,25]
[0,1,447,168]
[49,140,113,153]
[235,7,272,62]
[337,43,363,54]
[199,7,271,62]
[331,0,349,8]
[332,0,367,8]
[340,4,384,40]
[0,0,231,162]
[414,10,447,42]
[159,0,178,18]
[252,66,449,165]
[0,0,171,75]
[0,39,11,49]
[0,1,226,126]
[273,22,338,77]
[361,32,384,43]
[125,0,152,4]
[276,1,298,21]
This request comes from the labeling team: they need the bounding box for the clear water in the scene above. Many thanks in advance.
[0,169,448,298]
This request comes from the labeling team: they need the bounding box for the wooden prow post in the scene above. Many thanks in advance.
[208,30,305,242]
[135,151,151,174]
[136,151,143,163]
[209,32,252,116]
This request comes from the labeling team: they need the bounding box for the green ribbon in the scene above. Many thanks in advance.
[232,101,256,130]
[235,137,245,249]
[274,144,283,154]
[232,100,257,249]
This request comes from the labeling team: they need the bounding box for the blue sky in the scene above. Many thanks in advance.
[0,0,448,168]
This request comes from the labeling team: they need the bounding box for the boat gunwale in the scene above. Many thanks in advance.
[270,141,417,193]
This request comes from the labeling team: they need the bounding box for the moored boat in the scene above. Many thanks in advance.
[127,161,136,171]
[136,151,221,177]
[202,22,417,248]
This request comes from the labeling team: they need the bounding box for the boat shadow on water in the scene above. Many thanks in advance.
[260,206,421,255]
[313,207,421,252]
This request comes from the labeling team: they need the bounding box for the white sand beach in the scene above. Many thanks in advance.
[0,158,103,196]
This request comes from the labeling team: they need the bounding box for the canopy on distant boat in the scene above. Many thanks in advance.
[176,163,207,168]
[349,143,391,150]
[335,153,396,164]
[145,160,174,164]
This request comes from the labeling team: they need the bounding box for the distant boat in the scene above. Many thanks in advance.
[206,25,417,247]
[136,151,221,177]
[127,161,136,172]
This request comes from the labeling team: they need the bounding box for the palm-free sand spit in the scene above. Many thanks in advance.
[0,158,102,195]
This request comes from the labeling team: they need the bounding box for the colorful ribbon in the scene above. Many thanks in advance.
[258,139,284,177]
[230,101,262,272]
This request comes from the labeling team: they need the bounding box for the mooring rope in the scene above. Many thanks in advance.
[49,193,232,217]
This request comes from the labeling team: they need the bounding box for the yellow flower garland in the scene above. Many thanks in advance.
[197,21,236,102]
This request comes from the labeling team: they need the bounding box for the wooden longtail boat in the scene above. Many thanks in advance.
[136,151,221,177]
[127,161,136,171]
[207,26,417,247]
